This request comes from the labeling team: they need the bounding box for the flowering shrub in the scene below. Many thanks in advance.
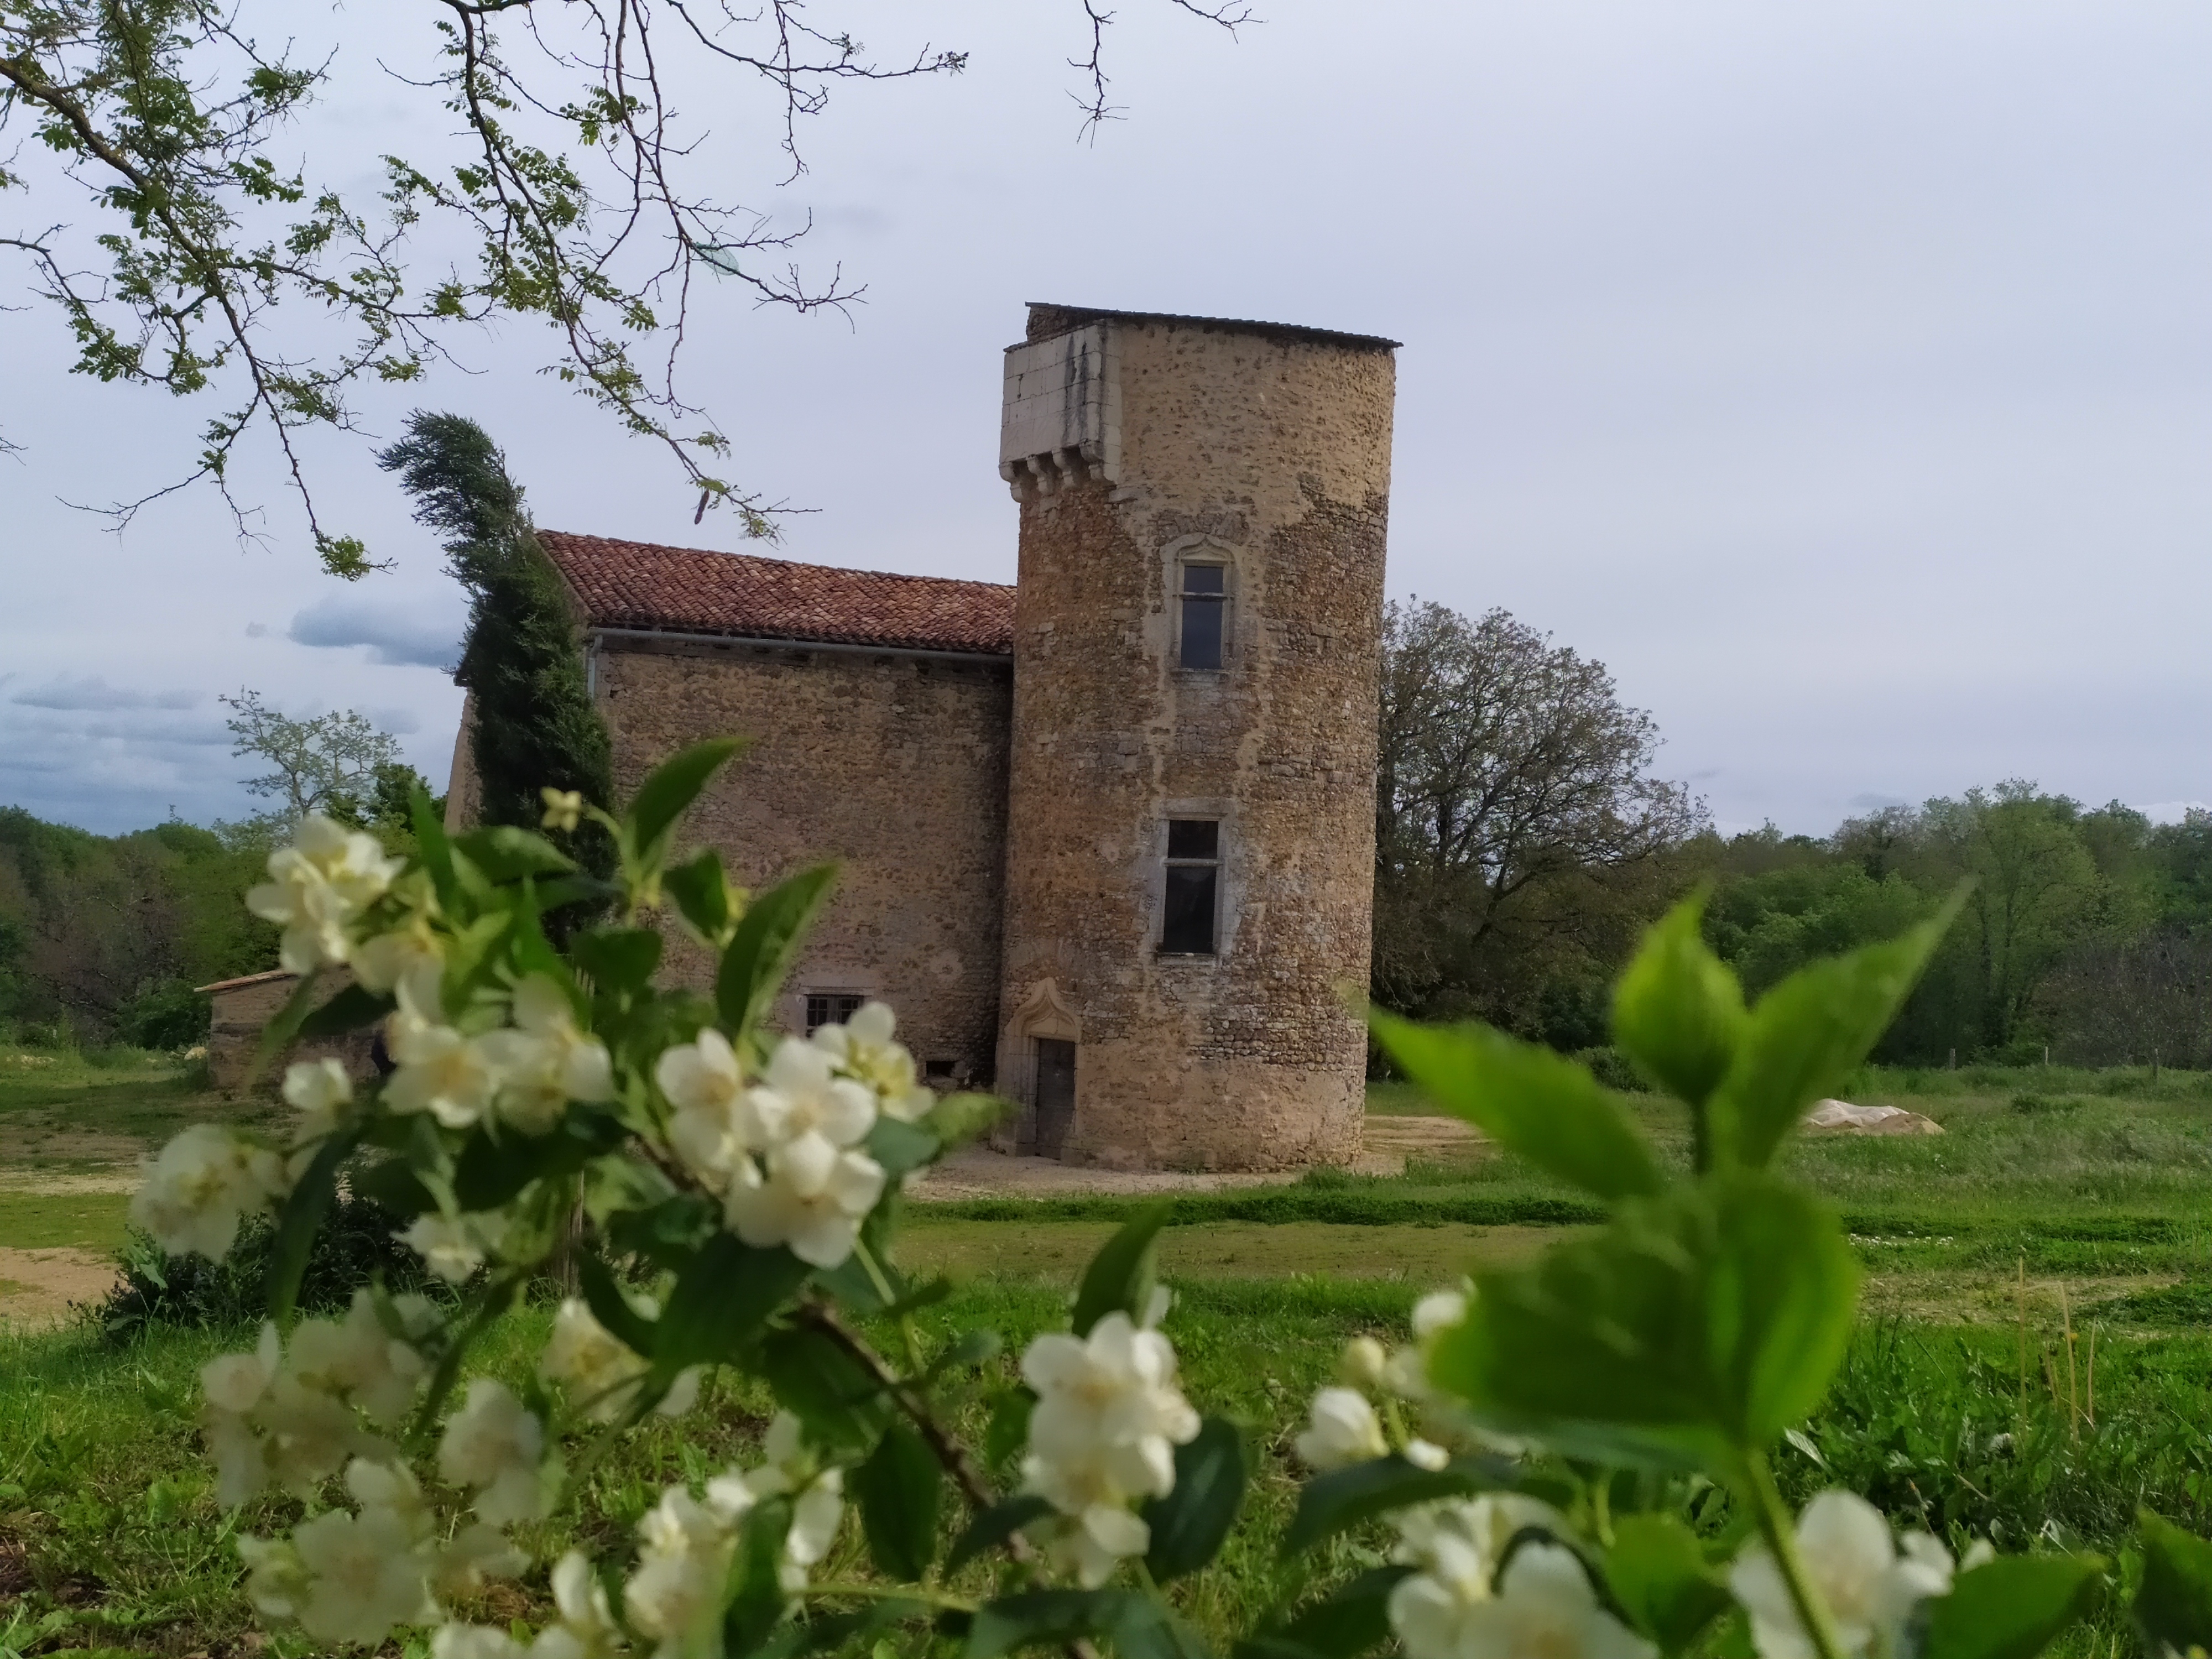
[128,742,2212,1659]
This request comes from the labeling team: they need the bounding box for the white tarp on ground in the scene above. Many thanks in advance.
[1802,1099,1944,1135]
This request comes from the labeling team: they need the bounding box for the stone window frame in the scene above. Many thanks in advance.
[1164,533,1238,674]
[803,990,868,1036]
[1151,801,1237,963]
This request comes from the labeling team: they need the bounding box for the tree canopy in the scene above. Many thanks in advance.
[0,1,1241,572]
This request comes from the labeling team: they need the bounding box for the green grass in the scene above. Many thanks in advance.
[0,1192,134,1253]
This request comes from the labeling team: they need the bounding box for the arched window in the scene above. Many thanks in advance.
[1165,534,1237,672]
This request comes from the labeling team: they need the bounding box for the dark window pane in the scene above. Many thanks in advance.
[1167,819,1218,859]
[806,993,865,1034]
[805,995,832,1034]
[1181,564,1225,595]
[1162,865,1218,954]
[1180,595,1224,669]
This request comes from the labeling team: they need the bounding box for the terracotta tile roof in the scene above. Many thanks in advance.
[538,531,1015,657]
[196,968,295,994]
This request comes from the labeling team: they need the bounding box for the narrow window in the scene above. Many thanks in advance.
[1162,819,1220,954]
[924,1058,956,1082]
[805,992,865,1035]
[1178,563,1227,670]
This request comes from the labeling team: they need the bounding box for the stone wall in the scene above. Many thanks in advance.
[205,969,378,1094]
[995,311,1394,1170]
[592,635,1013,1082]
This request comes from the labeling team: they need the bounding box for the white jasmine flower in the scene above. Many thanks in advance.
[1412,1289,1468,1340]
[1388,1496,1573,1659]
[734,1037,878,1154]
[1731,1491,1975,1659]
[202,1322,284,1416]
[131,1124,285,1261]
[656,1027,747,1185]
[625,1486,737,1659]
[432,1522,531,1601]
[246,814,403,974]
[782,1470,844,1585]
[259,1373,387,1497]
[288,1502,437,1646]
[354,917,448,1019]
[237,1532,309,1624]
[812,1001,933,1121]
[385,995,506,1130]
[481,975,615,1134]
[399,1211,503,1282]
[541,1296,692,1423]
[201,1324,284,1506]
[721,1134,886,1268]
[1418,1540,1654,1659]
[283,1057,356,1147]
[1339,1335,1389,1389]
[726,1413,844,1590]
[439,1379,553,1526]
[532,1550,624,1659]
[541,788,585,832]
[1405,1438,1452,1472]
[1295,1387,1389,1470]
[435,1624,530,1659]
[1018,1310,1201,1585]
[285,1290,428,1427]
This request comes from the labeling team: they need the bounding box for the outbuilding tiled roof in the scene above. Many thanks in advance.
[538,531,1015,657]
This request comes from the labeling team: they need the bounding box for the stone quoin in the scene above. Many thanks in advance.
[446,303,1397,1170]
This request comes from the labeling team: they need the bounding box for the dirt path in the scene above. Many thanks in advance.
[0,1246,119,1327]
[906,1115,1481,1199]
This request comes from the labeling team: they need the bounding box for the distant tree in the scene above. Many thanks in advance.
[1371,601,1705,1031]
[377,412,613,883]
[218,690,407,824]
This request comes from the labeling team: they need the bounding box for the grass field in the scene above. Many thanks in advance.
[3,1044,2211,1656]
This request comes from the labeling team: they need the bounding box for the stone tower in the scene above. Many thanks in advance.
[993,304,1397,1170]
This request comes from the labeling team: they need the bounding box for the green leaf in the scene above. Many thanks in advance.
[453,1107,627,1210]
[1605,1514,1733,1656]
[666,847,740,946]
[267,1125,363,1324]
[410,786,459,912]
[1071,1199,1174,1336]
[2136,1510,2212,1658]
[1143,1417,1249,1582]
[1611,892,1746,1110]
[864,1115,940,1179]
[571,927,664,998]
[1282,1454,1508,1556]
[534,874,623,915]
[603,1192,720,1271]
[298,983,394,1038]
[1369,1012,1663,1203]
[1704,894,1961,1170]
[351,1156,434,1218]
[1428,1174,1859,1451]
[452,825,576,883]
[966,1591,1146,1659]
[723,1495,792,1658]
[758,1326,891,1451]
[854,1421,942,1581]
[984,1388,1035,1472]
[411,1274,521,1438]
[1112,1599,1214,1659]
[630,737,745,866]
[716,865,838,1039]
[1923,1555,2105,1659]
[1235,1568,1411,1659]
[655,1235,811,1375]
[577,1253,658,1361]
[947,1494,1054,1573]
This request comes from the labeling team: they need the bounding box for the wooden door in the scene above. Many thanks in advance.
[1034,1037,1076,1159]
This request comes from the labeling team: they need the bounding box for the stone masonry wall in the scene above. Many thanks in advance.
[594,637,1013,1082]
[995,314,1394,1170]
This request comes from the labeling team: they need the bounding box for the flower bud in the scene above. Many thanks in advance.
[1339,1335,1388,1389]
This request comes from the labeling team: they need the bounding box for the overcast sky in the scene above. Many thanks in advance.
[3,0,2206,837]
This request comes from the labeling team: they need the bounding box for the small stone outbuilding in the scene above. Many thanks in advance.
[199,968,375,1094]
[447,302,1398,1171]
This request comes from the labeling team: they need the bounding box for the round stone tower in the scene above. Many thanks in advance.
[993,303,1396,1170]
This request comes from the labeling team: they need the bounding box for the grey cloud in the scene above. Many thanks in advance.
[289,594,463,669]
[246,621,269,638]
[1846,792,1908,811]
[12,674,199,711]
[362,706,424,737]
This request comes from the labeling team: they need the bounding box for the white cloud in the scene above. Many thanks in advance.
[12,674,200,712]
[289,593,465,668]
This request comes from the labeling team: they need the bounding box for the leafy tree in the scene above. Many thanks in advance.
[0,2,1242,571]
[378,411,613,881]
[1372,600,1705,1030]
[219,690,408,823]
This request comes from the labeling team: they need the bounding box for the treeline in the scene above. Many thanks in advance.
[1368,601,2212,1069]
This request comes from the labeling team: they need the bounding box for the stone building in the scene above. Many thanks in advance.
[451,303,1396,1170]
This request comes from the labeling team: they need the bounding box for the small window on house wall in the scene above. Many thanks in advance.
[1162,819,1220,954]
[805,992,865,1035]
[1177,562,1227,670]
